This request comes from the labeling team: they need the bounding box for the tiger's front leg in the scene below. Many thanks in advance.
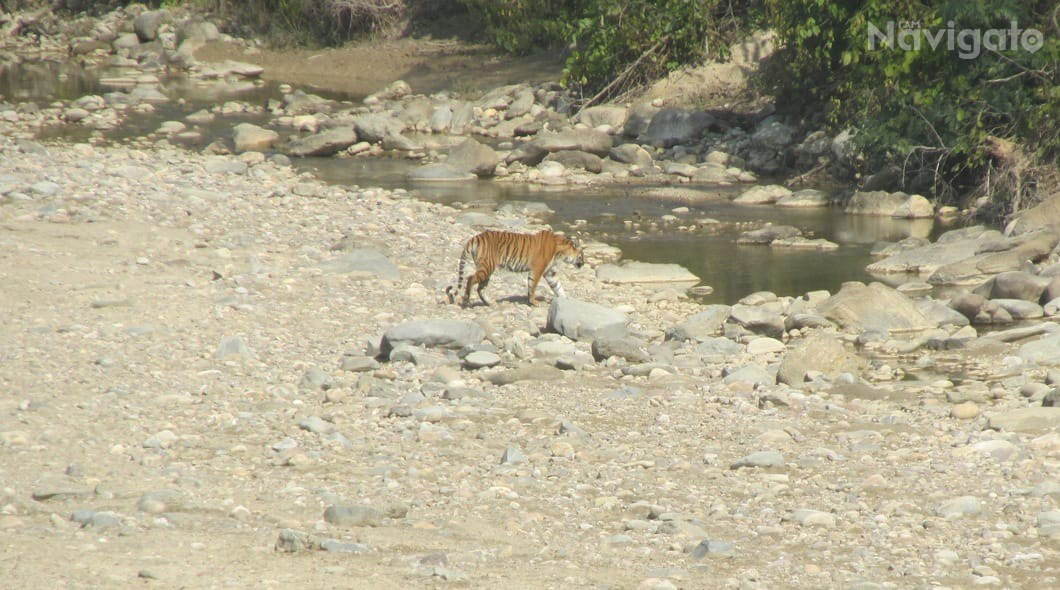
[544,268,566,298]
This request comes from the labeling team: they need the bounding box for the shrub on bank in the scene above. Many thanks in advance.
[762,0,1058,213]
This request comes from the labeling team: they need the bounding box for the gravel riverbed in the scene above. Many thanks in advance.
[1,134,1058,589]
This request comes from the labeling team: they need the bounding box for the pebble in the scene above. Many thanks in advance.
[463,350,501,369]
[951,401,980,419]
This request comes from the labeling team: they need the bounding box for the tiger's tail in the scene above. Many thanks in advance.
[445,239,474,304]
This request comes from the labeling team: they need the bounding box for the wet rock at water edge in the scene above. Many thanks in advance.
[734,184,791,205]
[287,127,357,157]
[232,123,279,153]
[446,138,501,177]
[596,261,698,285]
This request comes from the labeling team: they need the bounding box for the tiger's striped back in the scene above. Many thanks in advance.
[446,229,584,307]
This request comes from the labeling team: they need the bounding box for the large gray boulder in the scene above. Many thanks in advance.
[609,143,654,169]
[737,224,801,245]
[177,20,220,44]
[576,105,629,129]
[232,123,279,153]
[507,129,614,164]
[640,108,714,147]
[777,335,864,386]
[666,305,732,342]
[287,127,357,157]
[591,334,650,363]
[134,10,167,42]
[1006,194,1060,235]
[776,189,829,208]
[543,150,603,173]
[353,114,404,143]
[844,191,911,216]
[729,304,786,338]
[622,103,659,138]
[547,298,627,342]
[892,194,935,218]
[987,407,1060,434]
[734,184,791,205]
[596,261,699,284]
[380,320,485,358]
[751,120,795,147]
[446,138,501,177]
[866,228,998,276]
[818,282,935,334]
[1018,333,1060,366]
[976,271,1052,302]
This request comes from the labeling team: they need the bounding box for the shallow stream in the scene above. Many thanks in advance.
[2,59,942,302]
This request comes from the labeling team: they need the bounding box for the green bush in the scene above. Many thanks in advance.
[762,0,1058,208]
[460,0,757,102]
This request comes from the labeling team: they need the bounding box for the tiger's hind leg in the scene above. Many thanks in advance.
[526,269,544,306]
[476,278,492,306]
[464,268,493,307]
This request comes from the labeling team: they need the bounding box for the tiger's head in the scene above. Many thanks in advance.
[558,234,585,269]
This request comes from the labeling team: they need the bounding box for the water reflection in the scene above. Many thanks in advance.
[0,59,105,102]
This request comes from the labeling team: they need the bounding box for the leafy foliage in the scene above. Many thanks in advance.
[460,0,757,101]
[762,0,1058,207]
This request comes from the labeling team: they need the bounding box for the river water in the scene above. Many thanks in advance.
[2,59,941,302]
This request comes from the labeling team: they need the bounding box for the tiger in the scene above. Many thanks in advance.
[445,229,585,307]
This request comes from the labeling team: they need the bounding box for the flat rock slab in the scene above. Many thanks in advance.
[316,248,399,279]
[407,163,476,181]
[287,127,357,157]
[987,407,1060,434]
[597,261,699,284]
[488,365,564,385]
[381,319,485,356]
[1018,333,1060,365]
[731,451,784,469]
[818,282,935,334]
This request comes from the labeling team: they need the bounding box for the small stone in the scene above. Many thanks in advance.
[691,539,735,558]
[951,402,980,419]
[275,528,314,552]
[298,416,334,435]
[340,356,380,372]
[299,367,333,390]
[463,350,501,369]
[500,445,528,465]
[791,509,835,528]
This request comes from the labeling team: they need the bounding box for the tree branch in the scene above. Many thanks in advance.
[575,35,670,115]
